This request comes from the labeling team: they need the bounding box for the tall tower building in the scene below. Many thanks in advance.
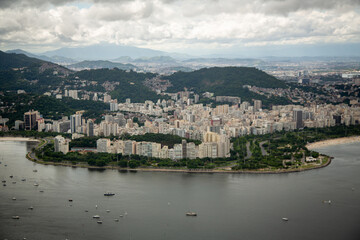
[254,100,262,111]
[24,110,40,130]
[293,109,303,129]
[87,119,94,136]
[70,114,82,133]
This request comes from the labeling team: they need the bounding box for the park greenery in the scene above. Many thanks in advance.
[232,125,360,170]
[31,124,360,171]
[68,133,201,149]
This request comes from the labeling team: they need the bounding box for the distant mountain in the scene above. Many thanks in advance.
[132,56,178,64]
[67,60,138,71]
[41,44,167,60]
[6,49,77,65]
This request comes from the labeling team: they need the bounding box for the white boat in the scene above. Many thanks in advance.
[12,216,20,219]
[97,220,103,224]
[93,215,100,219]
[106,210,110,213]
[114,219,119,222]
[282,218,289,221]
[34,183,39,186]
[28,206,34,210]
[12,197,16,200]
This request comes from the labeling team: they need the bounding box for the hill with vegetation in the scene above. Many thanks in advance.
[0,50,71,74]
[164,66,290,106]
[74,68,166,102]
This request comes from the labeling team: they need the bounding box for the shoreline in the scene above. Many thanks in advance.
[306,136,360,150]
[18,135,360,174]
[0,137,40,142]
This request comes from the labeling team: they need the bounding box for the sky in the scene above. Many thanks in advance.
[0,0,360,57]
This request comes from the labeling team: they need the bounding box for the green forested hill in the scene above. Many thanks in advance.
[163,66,289,105]
[74,68,166,102]
[165,66,287,92]
[0,51,43,70]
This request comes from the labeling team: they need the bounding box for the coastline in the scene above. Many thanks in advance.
[306,136,360,150]
[0,137,39,142]
[20,135,360,174]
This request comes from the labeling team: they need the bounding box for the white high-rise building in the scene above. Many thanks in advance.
[97,138,111,153]
[54,135,69,154]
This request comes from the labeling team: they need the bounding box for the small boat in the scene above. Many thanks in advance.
[93,215,100,219]
[39,190,44,193]
[4,164,7,167]
[3,184,6,186]
[282,218,289,221]
[1,180,5,183]
[12,197,16,200]
[114,219,119,222]
[85,210,89,212]
[323,200,331,204]
[97,220,103,224]
[10,175,13,178]
[106,210,110,213]
[34,183,39,186]
[28,206,34,210]
[186,212,197,216]
[33,170,37,172]
[119,215,124,217]
[12,216,20,219]
[21,178,26,181]
[68,199,73,202]
[12,181,16,184]
[104,192,115,196]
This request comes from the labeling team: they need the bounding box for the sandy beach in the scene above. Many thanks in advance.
[0,137,39,142]
[306,136,360,150]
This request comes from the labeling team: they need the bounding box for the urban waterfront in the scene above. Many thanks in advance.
[0,140,359,240]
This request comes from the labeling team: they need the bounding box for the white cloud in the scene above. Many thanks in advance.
[0,0,359,53]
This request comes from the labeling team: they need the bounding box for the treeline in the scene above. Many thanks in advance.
[0,130,70,139]
[69,133,202,149]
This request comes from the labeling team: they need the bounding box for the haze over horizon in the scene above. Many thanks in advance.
[1,0,360,57]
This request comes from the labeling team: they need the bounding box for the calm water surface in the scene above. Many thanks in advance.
[0,140,359,240]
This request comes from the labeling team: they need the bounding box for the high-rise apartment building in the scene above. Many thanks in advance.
[293,109,303,129]
[24,110,40,130]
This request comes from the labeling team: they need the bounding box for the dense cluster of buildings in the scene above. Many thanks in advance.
[13,89,360,160]
[96,131,230,160]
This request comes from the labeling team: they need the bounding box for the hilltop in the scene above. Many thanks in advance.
[163,66,289,104]
[0,50,71,75]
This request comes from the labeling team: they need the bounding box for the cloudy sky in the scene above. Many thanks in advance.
[1,0,360,56]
